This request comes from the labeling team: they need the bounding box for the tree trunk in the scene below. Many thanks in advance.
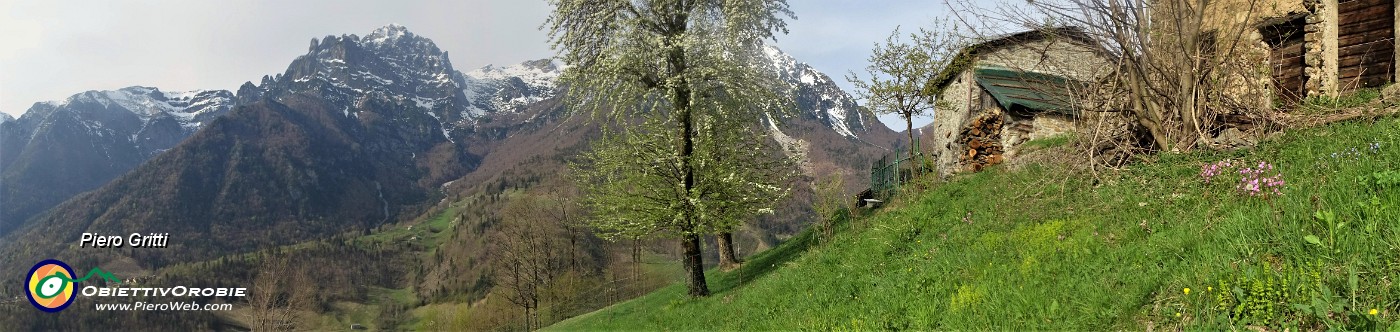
[631,237,641,280]
[681,233,709,296]
[717,232,741,270]
[568,230,578,270]
[672,43,712,297]
[906,112,918,179]
[1127,67,1171,151]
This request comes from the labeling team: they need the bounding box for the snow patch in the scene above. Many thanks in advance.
[460,59,563,116]
[352,70,395,86]
[50,87,231,133]
[412,96,437,110]
[825,104,856,138]
[421,105,455,143]
[364,23,411,48]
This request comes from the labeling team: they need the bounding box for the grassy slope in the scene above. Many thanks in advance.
[550,116,1400,330]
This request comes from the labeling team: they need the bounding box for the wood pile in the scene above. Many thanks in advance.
[956,113,1006,172]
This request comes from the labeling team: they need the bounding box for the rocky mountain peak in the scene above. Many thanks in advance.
[760,44,874,139]
[245,25,466,130]
[519,58,560,72]
[363,23,414,47]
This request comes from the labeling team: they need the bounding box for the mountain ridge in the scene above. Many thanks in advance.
[0,87,234,233]
[0,25,901,311]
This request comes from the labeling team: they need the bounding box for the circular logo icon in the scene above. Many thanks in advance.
[26,259,76,312]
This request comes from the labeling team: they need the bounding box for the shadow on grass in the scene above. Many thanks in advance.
[709,218,834,294]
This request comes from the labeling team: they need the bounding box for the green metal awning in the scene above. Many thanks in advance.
[972,65,1085,116]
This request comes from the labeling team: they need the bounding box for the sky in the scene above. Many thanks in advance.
[0,0,964,131]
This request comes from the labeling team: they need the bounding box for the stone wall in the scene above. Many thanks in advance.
[998,110,1077,160]
[932,71,974,177]
[1204,0,1305,28]
[1028,113,1076,141]
[1303,0,1340,96]
[977,39,1110,81]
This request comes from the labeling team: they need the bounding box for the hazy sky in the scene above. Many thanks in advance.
[1,1,963,130]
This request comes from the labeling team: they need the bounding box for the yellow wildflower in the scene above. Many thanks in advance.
[1183,287,1190,295]
[1370,308,1379,316]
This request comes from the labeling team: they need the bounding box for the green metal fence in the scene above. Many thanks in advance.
[869,138,927,200]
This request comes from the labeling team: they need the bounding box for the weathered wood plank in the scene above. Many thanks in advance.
[1267,30,1306,103]
[1272,42,1305,59]
[1339,49,1395,67]
[1338,62,1393,85]
[1339,0,1389,11]
[1338,28,1393,49]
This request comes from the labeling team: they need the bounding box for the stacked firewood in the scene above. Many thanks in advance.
[956,114,1005,172]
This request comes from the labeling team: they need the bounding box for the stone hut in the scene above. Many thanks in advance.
[927,27,1112,176]
[1210,0,1397,102]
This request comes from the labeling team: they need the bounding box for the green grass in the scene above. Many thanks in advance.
[1301,87,1384,113]
[352,206,458,251]
[549,116,1400,330]
[312,286,417,330]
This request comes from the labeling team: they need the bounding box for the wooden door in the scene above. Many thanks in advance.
[1262,15,1307,103]
[1337,0,1395,90]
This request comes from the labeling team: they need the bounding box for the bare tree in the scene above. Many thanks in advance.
[248,258,314,331]
[490,195,569,330]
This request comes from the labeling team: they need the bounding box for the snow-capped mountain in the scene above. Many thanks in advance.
[235,24,568,145]
[235,24,878,146]
[761,45,875,139]
[0,86,232,232]
[235,24,463,141]
[0,24,542,237]
[11,86,234,158]
[459,58,562,117]
[54,86,233,131]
